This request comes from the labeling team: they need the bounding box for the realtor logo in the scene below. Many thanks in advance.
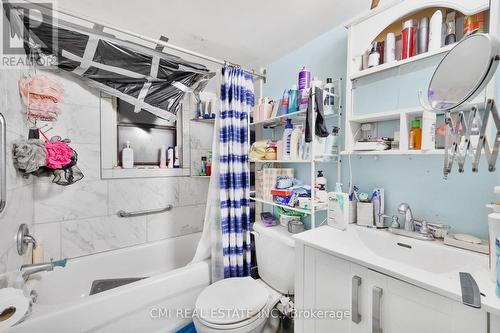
[1,0,57,67]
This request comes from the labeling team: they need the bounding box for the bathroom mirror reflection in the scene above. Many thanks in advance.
[427,33,500,111]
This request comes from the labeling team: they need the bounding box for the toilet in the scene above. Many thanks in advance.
[193,221,295,333]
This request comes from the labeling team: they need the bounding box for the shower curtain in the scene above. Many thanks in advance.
[191,66,254,280]
[219,66,254,278]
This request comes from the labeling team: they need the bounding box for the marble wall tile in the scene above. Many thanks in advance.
[34,180,108,224]
[61,215,146,258]
[33,222,61,262]
[50,103,101,144]
[178,177,210,206]
[190,121,215,149]
[108,178,180,215]
[147,204,205,242]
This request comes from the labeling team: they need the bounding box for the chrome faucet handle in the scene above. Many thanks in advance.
[390,215,400,229]
[17,224,37,255]
[419,220,433,238]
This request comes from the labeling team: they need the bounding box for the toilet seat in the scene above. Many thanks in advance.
[194,277,270,329]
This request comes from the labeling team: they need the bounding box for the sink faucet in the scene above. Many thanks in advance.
[398,203,414,231]
[20,259,67,280]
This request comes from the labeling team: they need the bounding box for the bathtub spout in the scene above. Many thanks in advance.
[21,259,67,280]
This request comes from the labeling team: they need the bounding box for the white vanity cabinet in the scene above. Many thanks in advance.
[295,245,487,333]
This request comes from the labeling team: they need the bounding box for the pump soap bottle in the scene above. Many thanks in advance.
[122,141,134,169]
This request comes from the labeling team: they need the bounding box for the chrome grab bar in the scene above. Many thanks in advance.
[117,204,173,218]
[0,113,6,213]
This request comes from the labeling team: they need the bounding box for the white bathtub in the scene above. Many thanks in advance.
[10,232,209,333]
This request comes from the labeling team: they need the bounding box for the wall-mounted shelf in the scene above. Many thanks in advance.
[350,44,454,80]
[190,118,216,124]
[341,149,445,156]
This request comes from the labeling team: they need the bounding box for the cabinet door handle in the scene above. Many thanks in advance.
[372,286,383,333]
[351,275,362,324]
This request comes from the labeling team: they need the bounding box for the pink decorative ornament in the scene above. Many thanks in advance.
[45,140,73,169]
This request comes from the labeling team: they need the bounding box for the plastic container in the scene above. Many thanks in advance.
[402,19,417,59]
[281,89,290,114]
[324,127,340,155]
[417,17,429,54]
[385,33,396,63]
[288,85,298,113]
[121,141,134,169]
[421,111,436,150]
[323,78,335,115]
[282,119,294,160]
[298,67,311,111]
[429,10,443,51]
[409,119,422,150]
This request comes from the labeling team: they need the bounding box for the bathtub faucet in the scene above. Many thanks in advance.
[20,259,67,280]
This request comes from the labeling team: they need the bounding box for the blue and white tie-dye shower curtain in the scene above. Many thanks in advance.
[219,65,254,278]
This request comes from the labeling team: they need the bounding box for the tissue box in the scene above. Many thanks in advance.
[357,202,374,227]
[256,168,294,202]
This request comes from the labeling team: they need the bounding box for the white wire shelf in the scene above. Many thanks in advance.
[250,110,341,128]
[249,196,328,215]
[190,117,216,124]
[340,149,445,156]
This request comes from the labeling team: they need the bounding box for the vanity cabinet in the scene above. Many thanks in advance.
[295,245,487,333]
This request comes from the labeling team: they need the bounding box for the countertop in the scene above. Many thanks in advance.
[293,224,500,317]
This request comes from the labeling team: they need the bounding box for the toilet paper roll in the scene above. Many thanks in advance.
[0,288,30,330]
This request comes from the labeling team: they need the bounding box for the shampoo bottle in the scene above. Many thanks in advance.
[282,119,294,160]
[159,145,167,168]
[122,141,134,169]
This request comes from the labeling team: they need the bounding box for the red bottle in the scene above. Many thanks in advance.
[402,19,417,59]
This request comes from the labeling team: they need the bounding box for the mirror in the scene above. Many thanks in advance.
[427,33,500,111]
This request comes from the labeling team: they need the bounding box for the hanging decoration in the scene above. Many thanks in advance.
[4,2,214,122]
[13,131,83,186]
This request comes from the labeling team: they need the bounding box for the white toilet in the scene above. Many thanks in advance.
[193,221,295,333]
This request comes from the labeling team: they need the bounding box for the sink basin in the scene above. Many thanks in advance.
[354,227,482,274]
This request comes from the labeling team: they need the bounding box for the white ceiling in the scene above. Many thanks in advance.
[59,0,370,70]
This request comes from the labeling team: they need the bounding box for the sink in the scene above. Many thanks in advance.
[353,227,482,274]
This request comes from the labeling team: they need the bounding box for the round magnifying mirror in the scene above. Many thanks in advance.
[427,33,500,111]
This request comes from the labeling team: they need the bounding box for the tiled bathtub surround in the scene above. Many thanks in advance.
[0,68,212,272]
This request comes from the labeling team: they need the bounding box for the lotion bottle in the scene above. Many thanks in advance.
[122,141,134,169]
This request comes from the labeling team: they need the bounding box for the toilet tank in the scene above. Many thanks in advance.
[253,222,295,295]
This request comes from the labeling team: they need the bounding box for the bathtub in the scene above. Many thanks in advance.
[9,232,210,333]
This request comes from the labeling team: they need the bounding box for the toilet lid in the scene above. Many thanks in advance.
[195,277,269,325]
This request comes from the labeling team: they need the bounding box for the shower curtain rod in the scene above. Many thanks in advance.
[18,0,266,81]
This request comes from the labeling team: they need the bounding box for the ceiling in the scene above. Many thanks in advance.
[58,0,370,70]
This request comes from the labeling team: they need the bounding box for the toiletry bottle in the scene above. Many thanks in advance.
[377,42,384,65]
[421,111,436,151]
[200,156,207,176]
[385,33,396,63]
[417,17,429,54]
[281,89,290,114]
[429,10,443,51]
[122,141,134,169]
[445,11,456,45]
[298,67,311,111]
[206,151,212,176]
[159,145,167,168]
[290,126,302,160]
[409,119,422,150]
[167,146,174,168]
[402,19,417,59]
[324,126,340,155]
[282,119,294,160]
[323,78,335,115]
[174,146,180,168]
[288,85,298,113]
[368,43,380,67]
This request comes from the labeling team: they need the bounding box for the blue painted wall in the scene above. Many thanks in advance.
[264,26,499,237]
